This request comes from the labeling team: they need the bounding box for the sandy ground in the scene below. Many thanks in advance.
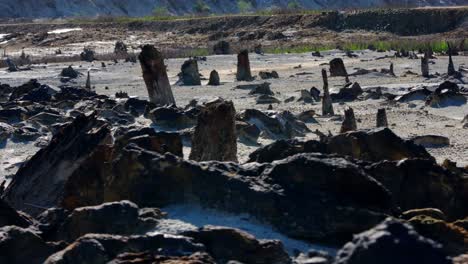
[1,50,467,166]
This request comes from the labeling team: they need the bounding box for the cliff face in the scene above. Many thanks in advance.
[0,0,465,18]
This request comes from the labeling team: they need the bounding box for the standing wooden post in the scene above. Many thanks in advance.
[138,45,176,106]
[321,69,334,116]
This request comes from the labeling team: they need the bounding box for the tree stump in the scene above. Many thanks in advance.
[208,70,220,86]
[189,98,237,162]
[85,71,91,90]
[138,45,176,106]
[236,50,253,81]
[321,69,334,116]
[180,59,201,85]
[376,108,388,127]
[447,42,456,76]
[340,107,357,133]
[421,52,430,78]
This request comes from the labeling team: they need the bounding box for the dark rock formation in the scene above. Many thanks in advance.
[97,148,392,241]
[53,201,159,242]
[213,40,230,55]
[259,71,279,79]
[80,47,95,62]
[249,128,433,163]
[183,225,290,264]
[256,94,280,104]
[298,90,315,103]
[239,109,310,139]
[236,121,260,143]
[236,50,253,81]
[327,128,433,162]
[248,139,326,163]
[296,110,317,123]
[321,69,334,116]
[60,66,80,79]
[3,113,111,216]
[334,218,451,264]
[0,226,59,264]
[248,82,273,96]
[331,82,363,101]
[411,135,450,148]
[149,105,198,129]
[180,59,201,85]
[0,199,33,228]
[114,127,183,157]
[407,215,468,256]
[340,108,357,133]
[426,81,466,107]
[108,252,215,264]
[9,79,42,101]
[365,158,466,218]
[138,45,176,106]
[207,70,220,86]
[189,99,237,162]
[45,233,206,264]
[376,108,388,127]
[396,88,432,102]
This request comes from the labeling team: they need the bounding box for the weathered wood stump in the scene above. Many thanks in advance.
[85,71,91,90]
[329,58,348,77]
[208,70,220,86]
[180,59,201,85]
[321,69,334,116]
[340,107,357,133]
[421,52,430,78]
[376,108,388,127]
[236,50,253,81]
[447,42,456,76]
[138,45,176,106]
[189,98,237,162]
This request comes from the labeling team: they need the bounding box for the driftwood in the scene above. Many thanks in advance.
[138,45,176,106]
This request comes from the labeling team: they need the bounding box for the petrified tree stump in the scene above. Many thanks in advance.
[390,62,395,76]
[421,52,429,78]
[138,45,176,106]
[236,50,253,81]
[340,107,357,133]
[376,108,388,127]
[189,98,237,162]
[329,58,348,77]
[180,59,201,85]
[208,70,220,86]
[447,43,456,76]
[321,69,334,116]
[85,71,91,90]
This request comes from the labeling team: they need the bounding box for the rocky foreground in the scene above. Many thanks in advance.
[0,43,467,263]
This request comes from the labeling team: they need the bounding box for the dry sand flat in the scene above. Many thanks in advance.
[0,49,466,169]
